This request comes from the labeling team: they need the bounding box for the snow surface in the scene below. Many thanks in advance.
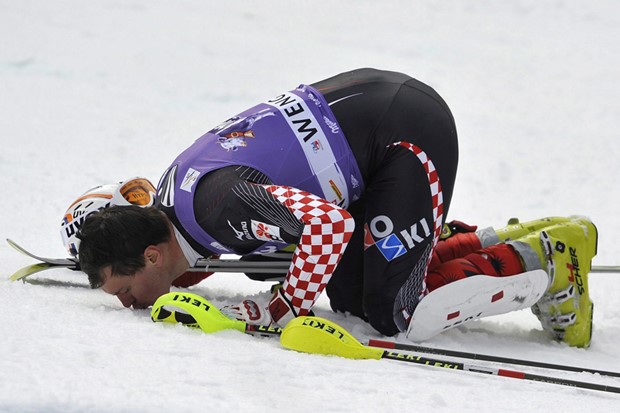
[1,1,620,412]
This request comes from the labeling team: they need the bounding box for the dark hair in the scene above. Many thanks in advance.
[77,205,171,289]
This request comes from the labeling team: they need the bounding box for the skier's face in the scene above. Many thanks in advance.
[100,261,170,309]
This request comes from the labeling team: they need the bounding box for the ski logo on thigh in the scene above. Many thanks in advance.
[364,215,431,261]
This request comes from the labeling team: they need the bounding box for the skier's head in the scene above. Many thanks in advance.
[76,205,174,308]
[60,178,156,257]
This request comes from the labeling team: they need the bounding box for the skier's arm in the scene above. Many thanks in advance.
[260,185,354,326]
[194,167,355,326]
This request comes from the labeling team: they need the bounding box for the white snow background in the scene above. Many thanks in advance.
[1,1,619,412]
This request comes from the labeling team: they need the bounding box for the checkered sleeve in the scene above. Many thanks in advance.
[263,185,355,323]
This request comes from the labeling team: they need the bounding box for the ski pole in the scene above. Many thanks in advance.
[151,293,620,393]
[155,299,620,381]
[380,351,620,394]
[591,265,620,273]
[281,317,620,395]
[367,339,620,378]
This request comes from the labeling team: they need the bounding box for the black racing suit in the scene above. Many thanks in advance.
[167,68,458,335]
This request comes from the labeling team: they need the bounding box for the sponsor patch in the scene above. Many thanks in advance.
[329,179,343,201]
[251,220,285,243]
[311,140,323,153]
[180,168,200,193]
[365,215,431,260]
[228,220,253,241]
[376,234,407,261]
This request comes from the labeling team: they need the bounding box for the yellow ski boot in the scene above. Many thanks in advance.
[510,217,598,347]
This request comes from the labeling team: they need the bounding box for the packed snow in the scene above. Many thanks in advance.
[1,1,619,412]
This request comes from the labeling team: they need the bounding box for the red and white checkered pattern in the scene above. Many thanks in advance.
[264,185,354,317]
[391,141,444,295]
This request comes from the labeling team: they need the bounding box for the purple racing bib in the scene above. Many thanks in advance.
[157,84,364,254]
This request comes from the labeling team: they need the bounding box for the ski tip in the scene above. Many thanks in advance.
[9,263,53,281]
[6,238,25,254]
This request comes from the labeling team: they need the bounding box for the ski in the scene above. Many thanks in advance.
[7,238,78,267]
[6,238,291,282]
[7,239,80,281]
[9,262,71,281]
[7,238,618,283]
[7,257,291,282]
